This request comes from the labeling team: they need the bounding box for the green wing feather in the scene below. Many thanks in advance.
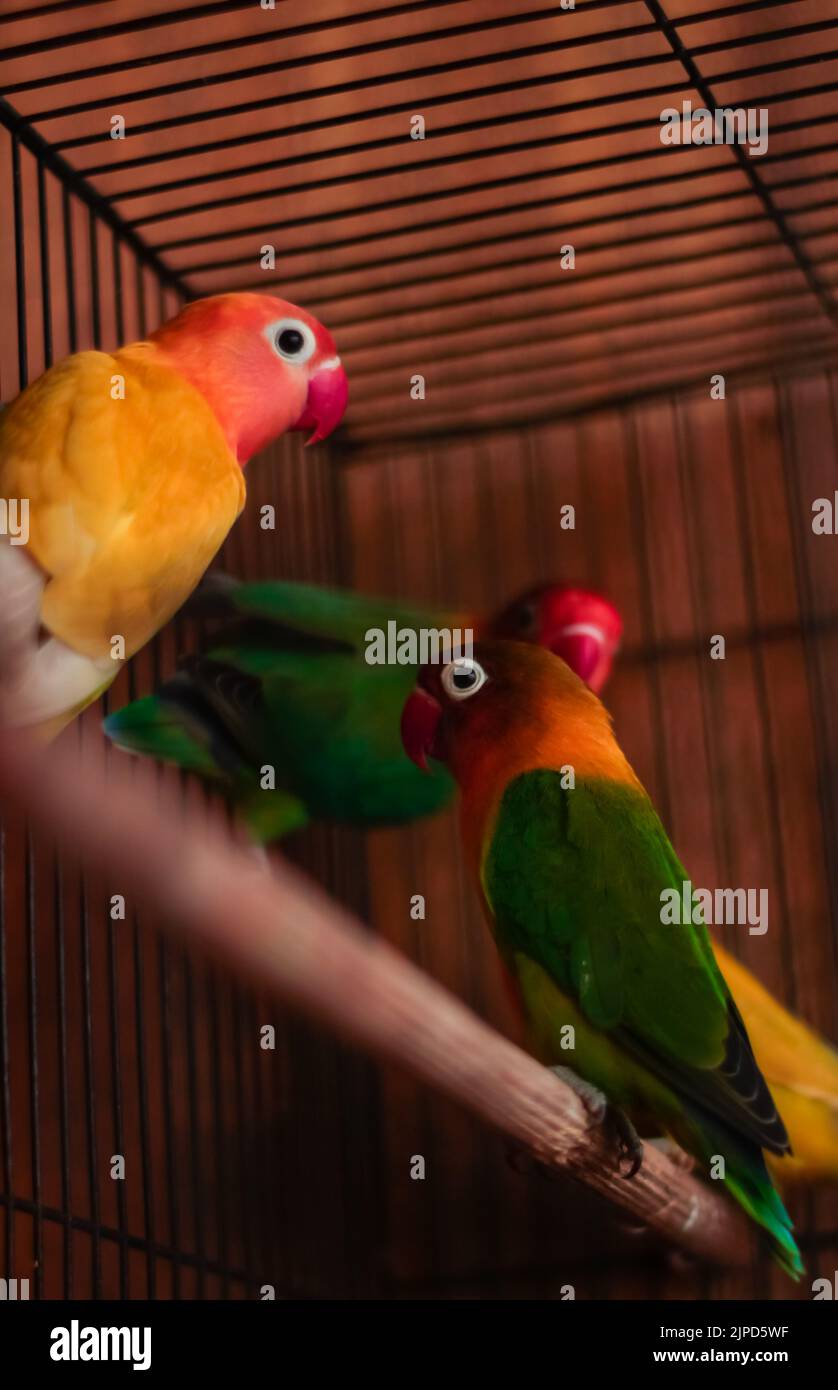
[483,770,802,1277]
[186,573,457,650]
[105,575,455,836]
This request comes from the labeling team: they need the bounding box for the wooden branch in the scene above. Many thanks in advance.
[0,728,752,1270]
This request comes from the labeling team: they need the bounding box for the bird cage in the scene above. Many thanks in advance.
[1,0,837,1309]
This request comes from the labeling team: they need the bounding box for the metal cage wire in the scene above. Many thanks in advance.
[2,0,838,1301]
[4,0,838,436]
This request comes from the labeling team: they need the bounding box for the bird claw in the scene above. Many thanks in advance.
[549,1065,643,1179]
[607,1108,644,1180]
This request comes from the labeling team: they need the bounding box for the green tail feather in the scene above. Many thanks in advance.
[103,696,219,778]
[685,1106,804,1281]
[726,1170,803,1282]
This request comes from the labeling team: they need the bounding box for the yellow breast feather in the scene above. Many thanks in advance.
[0,348,245,663]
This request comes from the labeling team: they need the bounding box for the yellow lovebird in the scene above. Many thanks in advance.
[0,292,348,737]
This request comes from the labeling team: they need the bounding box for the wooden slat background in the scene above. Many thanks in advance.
[5,1,838,428]
[2,0,838,1301]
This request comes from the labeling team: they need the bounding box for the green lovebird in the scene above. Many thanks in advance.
[104,575,614,842]
[400,640,803,1279]
[103,574,457,840]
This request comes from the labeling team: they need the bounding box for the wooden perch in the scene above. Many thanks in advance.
[0,727,752,1270]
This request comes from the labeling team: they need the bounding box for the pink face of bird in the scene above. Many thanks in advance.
[488,584,622,694]
[148,292,348,463]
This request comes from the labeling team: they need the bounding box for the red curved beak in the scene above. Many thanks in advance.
[401,687,442,771]
[295,359,349,445]
[551,625,606,689]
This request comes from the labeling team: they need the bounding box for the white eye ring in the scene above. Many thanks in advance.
[266,317,316,365]
[441,658,487,701]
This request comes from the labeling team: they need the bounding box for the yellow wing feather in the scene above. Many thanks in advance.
[716,944,838,1184]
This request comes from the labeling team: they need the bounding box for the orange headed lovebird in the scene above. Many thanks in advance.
[533,587,838,1189]
[401,642,804,1277]
[0,292,348,738]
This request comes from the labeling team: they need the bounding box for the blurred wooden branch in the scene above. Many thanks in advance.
[0,727,751,1271]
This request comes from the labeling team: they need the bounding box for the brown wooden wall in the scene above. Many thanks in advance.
[3,0,838,1298]
[3,347,838,1299]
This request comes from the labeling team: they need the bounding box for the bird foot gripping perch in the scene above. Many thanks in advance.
[505,1066,645,1182]
[550,1066,645,1179]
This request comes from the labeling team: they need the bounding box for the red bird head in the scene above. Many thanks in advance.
[148,292,348,462]
[487,583,622,694]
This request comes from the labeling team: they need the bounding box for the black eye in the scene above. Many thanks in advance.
[277,327,305,356]
[268,317,316,364]
[441,658,488,701]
